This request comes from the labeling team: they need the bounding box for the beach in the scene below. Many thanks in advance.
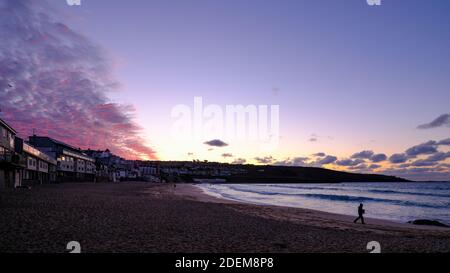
[1,182,449,253]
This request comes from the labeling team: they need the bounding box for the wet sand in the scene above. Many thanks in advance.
[1,182,449,253]
[176,184,450,233]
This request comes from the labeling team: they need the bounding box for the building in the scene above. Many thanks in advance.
[83,149,118,182]
[0,118,25,188]
[14,137,57,185]
[139,165,158,176]
[28,136,96,182]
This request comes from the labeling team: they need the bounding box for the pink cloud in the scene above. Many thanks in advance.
[0,0,156,160]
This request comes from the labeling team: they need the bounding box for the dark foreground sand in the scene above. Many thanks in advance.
[0,182,449,253]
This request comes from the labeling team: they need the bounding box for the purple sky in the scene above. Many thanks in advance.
[1,0,449,180]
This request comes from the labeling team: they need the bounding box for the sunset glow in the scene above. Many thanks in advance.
[1,0,449,180]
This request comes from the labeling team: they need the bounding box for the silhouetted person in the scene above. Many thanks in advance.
[353,203,365,224]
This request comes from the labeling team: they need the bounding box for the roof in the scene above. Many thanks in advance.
[23,142,57,165]
[30,135,81,152]
[49,137,81,152]
[29,136,95,162]
[0,118,17,134]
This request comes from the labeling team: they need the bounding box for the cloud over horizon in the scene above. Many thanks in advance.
[370,153,387,163]
[316,155,338,166]
[389,153,409,164]
[248,137,449,181]
[351,150,374,159]
[204,139,228,147]
[254,156,275,164]
[405,141,439,157]
[232,158,246,164]
[335,158,365,167]
[0,0,156,160]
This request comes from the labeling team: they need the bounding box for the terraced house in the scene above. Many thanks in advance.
[28,136,96,182]
[0,118,24,188]
[14,137,57,185]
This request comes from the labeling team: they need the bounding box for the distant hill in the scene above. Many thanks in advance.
[200,165,409,183]
[153,161,410,183]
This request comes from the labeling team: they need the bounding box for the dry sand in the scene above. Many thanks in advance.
[1,182,449,253]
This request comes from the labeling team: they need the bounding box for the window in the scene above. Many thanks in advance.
[9,134,14,148]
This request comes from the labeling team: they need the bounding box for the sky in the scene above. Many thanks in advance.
[1,0,449,180]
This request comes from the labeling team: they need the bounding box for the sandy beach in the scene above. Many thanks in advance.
[1,182,449,253]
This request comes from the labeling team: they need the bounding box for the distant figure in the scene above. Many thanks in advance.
[353,203,365,224]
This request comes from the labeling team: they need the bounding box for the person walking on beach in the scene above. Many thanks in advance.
[353,203,365,224]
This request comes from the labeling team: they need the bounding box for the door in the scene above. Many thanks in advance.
[14,170,22,188]
[0,169,5,188]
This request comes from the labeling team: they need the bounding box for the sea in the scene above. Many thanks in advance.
[196,182,450,225]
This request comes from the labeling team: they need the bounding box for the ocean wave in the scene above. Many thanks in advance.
[368,189,450,198]
[264,184,345,191]
[229,184,450,199]
[218,186,450,209]
[262,184,450,198]
[298,193,448,209]
[199,183,450,225]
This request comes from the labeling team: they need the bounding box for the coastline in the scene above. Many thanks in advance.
[1,182,450,253]
[174,183,450,233]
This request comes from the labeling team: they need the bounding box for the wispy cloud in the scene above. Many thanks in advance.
[232,158,246,164]
[254,156,275,164]
[351,150,374,159]
[351,150,387,163]
[335,158,365,167]
[204,139,228,147]
[0,0,156,159]
[316,155,337,165]
[410,152,450,167]
[248,137,450,180]
[417,114,450,129]
[405,141,438,157]
[389,153,408,164]
[370,153,387,163]
[438,138,450,145]
[274,157,310,166]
